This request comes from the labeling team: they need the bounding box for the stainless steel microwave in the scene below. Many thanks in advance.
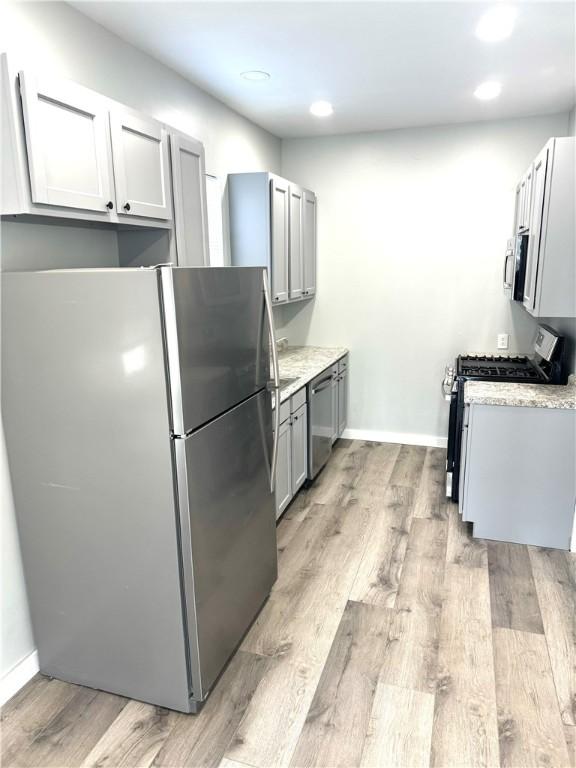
[503,232,529,301]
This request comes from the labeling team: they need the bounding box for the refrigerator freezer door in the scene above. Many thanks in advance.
[161,267,269,436]
[174,389,277,701]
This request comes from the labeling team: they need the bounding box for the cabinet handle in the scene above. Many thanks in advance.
[123,202,131,212]
[106,201,114,210]
[293,415,298,421]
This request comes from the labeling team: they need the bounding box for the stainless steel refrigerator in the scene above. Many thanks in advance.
[2,266,280,713]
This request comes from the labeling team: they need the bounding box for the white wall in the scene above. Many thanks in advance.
[0,0,281,691]
[278,112,571,441]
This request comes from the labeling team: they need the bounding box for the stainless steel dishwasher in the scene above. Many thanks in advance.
[307,368,335,480]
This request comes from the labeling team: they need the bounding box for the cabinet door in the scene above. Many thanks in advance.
[291,404,308,495]
[110,110,172,220]
[518,166,533,231]
[275,418,292,519]
[302,189,317,296]
[270,177,289,303]
[289,184,304,299]
[330,370,339,445]
[523,146,549,311]
[512,183,521,234]
[170,134,208,266]
[338,369,348,438]
[19,72,114,213]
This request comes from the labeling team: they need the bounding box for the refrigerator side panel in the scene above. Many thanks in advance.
[175,389,277,701]
[164,266,269,435]
[1,270,191,712]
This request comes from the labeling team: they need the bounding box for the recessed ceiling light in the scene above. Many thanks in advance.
[476,5,517,42]
[474,80,502,100]
[310,100,334,117]
[240,70,270,81]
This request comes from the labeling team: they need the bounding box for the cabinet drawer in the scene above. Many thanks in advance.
[273,398,291,425]
[338,355,348,374]
[291,387,307,413]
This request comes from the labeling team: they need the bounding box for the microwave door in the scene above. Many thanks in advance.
[512,233,529,301]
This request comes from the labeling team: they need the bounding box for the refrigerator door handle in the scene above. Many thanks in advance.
[263,269,280,492]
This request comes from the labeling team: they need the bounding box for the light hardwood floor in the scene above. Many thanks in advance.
[2,440,575,768]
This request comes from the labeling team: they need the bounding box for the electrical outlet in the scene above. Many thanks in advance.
[497,333,510,350]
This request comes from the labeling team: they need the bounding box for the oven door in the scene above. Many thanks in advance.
[446,385,459,499]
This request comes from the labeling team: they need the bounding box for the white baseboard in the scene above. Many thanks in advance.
[0,650,39,707]
[341,428,447,449]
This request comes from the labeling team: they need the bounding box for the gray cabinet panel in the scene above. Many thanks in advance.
[170,133,208,266]
[338,368,348,438]
[275,417,292,518]
[462,403,575,550]
[270,177,289,304]
[303,189,317,296]
[289,184,304,299]
[291,403,308,494]
[176,390,277,698]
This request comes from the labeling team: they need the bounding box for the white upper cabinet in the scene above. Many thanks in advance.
[110,110,171,220]
[523,146,548,311]
[270,176,290,304]
[302,190,317,296]
[169,133,208,265]
[19,72,114,213]
[522,137,575,318]
[288,184,304,300]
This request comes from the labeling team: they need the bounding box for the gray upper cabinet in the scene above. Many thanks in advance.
[289,184,304,300]
[270,176,290,303]
[522,137,575,318]
[302,190,317,296]
[228,172,317,305]
[19,71,115,214]
[169,133,209,266]
[110,109,172,221]
[2,54,207,237]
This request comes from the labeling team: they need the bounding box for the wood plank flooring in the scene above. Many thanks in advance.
[2,440,574,768]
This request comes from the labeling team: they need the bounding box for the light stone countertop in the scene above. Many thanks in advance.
[464,374,576,410]
[272,345,348,407]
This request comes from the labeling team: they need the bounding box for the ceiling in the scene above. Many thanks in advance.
[71,1,575,138]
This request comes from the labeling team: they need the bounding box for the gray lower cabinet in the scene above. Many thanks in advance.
[274,388,308,519]
[337,356,348,438]
[275,418,292,519]
[291,403,308,494]
[460,402,576,550]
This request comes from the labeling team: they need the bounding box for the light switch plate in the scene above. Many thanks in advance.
[497,333,510,350]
